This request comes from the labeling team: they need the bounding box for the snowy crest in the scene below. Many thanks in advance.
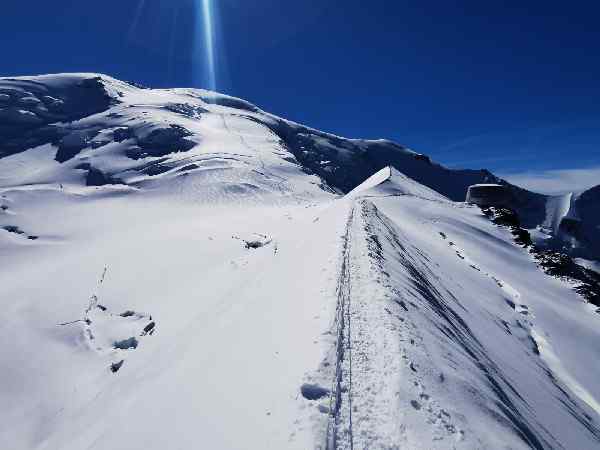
[347,166,449,202]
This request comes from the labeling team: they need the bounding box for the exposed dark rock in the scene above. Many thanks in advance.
[178,163,200,172]
[86,167,123,186]
[558,217,582,239]
[247,114,513,200]
[481,206,600,307]
[110,360,124,373]
[511,228,533,247]
[482,207,521,228]
[3,225,25,235]
[113,337,138,350]
[165,103,208,118]
[142,321,155,336]
[141,163,172,176]
[55,129,101,162]
[113,127,133,142]
[0,76,113,159]
[129,124,196,160]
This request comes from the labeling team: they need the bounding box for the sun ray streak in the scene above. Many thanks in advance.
[128,0,146,41]
[201,0,217,92]
[167,6,180,82]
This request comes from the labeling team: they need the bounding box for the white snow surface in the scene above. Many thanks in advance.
[1,75,600,450]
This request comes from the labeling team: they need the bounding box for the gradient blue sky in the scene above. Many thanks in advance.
[1,1,599,192]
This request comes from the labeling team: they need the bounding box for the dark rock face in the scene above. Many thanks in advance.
[467,184,513,207]
[536,250,600,307]
[55,128,103,162]
[130,124,196,159]
[85,167,123,186]
[110,360,124,373]
[558,217,582,238]
[573,185,600,259]
[251,115,505,200]
[0,76,113,159]
[482,207,533,247]
[482,207,521,228]
[482,206,600,307]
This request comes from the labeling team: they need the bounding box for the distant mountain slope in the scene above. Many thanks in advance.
[0,73,598,256]
[0,74,518,197]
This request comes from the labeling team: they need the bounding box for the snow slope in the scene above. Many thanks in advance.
[1,74,600,449]
[1,72,598,260]
[324,168,600,449]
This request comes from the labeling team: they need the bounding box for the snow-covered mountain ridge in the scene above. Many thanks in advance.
[0,73,501,197]
[1,73,598,260]
[1,74,600,450]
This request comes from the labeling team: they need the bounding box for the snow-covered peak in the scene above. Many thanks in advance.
[0,73,497,198]
[347,166,448,202]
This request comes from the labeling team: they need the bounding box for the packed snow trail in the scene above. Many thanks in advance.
[327,205,355,450]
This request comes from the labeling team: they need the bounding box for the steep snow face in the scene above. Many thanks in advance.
[321,168,600,449]
[1,75,600,450]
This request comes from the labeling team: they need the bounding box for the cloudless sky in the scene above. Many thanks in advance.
[1,0,599,186]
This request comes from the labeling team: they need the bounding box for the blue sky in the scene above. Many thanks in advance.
[1,0,599,192]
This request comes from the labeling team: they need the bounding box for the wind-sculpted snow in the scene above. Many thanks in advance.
[347,166,448,202]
